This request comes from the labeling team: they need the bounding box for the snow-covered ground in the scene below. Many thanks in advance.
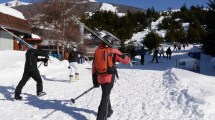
[1,45,215,120]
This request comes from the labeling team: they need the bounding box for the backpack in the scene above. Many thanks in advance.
[93,47,116,75]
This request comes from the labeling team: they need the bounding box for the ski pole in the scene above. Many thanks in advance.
[38,62,43,68]
[71,86,95,103]
[0,26,33,49]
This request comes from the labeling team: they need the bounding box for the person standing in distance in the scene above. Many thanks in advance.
[166,47,172,59]
[151,47,159,63]
[14,43,49,100]
[68,47,79,82]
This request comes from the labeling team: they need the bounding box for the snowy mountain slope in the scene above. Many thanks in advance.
[1,46,215,120]
[130,16,166,43]
[0,0,31,7]
[100,3,118,12]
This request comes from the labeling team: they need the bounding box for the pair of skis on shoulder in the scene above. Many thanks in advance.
[71,15,133,66]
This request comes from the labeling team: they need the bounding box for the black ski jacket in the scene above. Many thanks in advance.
[68,51,79,63]
[24,49,48,72]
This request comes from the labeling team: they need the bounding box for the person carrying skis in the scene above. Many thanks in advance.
[92,42,131,120]
[68,47,79,82]
[14,43,49,100]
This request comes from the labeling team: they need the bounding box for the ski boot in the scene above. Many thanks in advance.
[14,93,22,100]
[75,73,79,80]
[37,92,47,97]
[69,75,74,82]
[107,110,113,118]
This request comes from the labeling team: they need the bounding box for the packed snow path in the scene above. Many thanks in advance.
[1,48,215,120]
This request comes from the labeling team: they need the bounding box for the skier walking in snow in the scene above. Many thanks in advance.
[68,47,79,82]
[159,47,165,58]
[92,41,131,120]
[130,46,135,64]
[151,47,159,63]
[166,47,172,59]
[14,43,49,100]
[140,46,146,65]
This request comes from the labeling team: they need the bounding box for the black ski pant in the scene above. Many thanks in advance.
[152,55,158,63]
[166,54,171,59]
[15,70,43,94]
[159,53,165,58]
[97,75,115,120]
[140,55,144,65]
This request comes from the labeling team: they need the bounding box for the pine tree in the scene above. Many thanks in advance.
[202,0,215,56]
[143,32,164,51]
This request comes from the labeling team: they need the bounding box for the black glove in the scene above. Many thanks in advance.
[92,73,100,88]
[43,58,48,66]
[44,57,48,62]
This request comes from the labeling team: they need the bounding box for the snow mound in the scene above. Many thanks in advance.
[162,68,215,119]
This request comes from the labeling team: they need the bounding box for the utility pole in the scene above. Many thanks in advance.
[62,0,66,60]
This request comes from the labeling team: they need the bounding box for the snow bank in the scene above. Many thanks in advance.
[163,68,215,119]
[0,50,25,69]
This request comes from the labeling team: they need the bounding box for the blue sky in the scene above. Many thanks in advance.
[96,0,209,11]
[0,0,209,11]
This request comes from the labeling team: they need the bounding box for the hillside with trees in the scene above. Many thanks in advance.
[14,0,215,57]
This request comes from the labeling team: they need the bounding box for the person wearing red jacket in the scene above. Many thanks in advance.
[92,43,131,120]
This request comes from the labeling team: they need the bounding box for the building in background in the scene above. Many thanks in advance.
[0,5,42,51]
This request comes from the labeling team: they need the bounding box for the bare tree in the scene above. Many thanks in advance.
[34,0,82,59]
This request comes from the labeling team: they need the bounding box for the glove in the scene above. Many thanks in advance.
[43,58,48,66]
[46,55,49,59]
[92,73,100,88]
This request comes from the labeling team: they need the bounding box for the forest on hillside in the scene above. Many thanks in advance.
[17,0,215,56]
[83,0,215,56]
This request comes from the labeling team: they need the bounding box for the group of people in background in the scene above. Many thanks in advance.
[151,46,173,63]
[173,43,188,52]
[129,42,189,65]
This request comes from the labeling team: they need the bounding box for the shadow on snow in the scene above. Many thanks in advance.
[0,85,97,120]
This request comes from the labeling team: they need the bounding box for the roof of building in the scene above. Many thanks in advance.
[0,5,31,34]
[0,5,25,20]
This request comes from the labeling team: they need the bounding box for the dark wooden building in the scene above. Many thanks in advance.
[0,6,42,51]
